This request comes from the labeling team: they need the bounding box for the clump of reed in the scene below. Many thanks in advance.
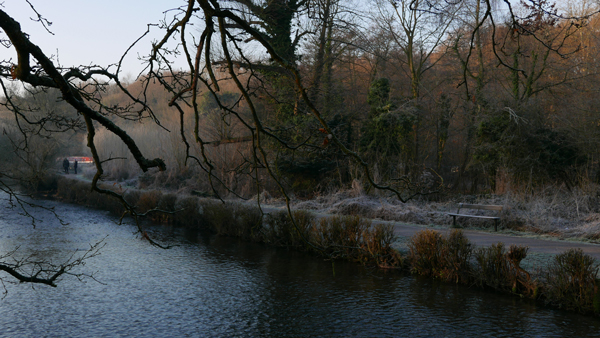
[408,229,472,283]
[263,210,314,247]
[123,190,141,209]
[200,200,263,241]
[55,176,124,215]
[261,212,401,267]
[407,229,600,315]
[361,223,402,268]
[57,182,193,225]
[50,177,600,316]
[156,193,177,222]
[133,190,184,225]
[474,243,537,296]
[136,190,162,214]
[52,178,401,268]
[315,215,370,259]
[172,196,203,228]
[408,229,538,294]
[408,229,537,295]
[544,248,599,313]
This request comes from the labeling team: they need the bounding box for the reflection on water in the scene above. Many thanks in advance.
[0,197,598,337]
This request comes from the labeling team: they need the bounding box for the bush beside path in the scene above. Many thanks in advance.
[383,220,600,260]
[48,174,600,264]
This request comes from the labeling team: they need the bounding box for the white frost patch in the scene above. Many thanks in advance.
[280,185,600,239]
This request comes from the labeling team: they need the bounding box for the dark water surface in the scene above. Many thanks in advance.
[0,197,599,337]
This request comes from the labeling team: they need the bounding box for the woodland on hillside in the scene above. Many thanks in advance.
[1,0,600,201]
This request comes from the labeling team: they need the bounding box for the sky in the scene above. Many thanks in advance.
[1,0,189,80]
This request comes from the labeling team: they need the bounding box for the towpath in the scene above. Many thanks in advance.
[382,219,600,261]
[268,205,600,261]
[53,174,600,263]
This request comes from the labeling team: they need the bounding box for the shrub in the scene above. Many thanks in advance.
[155,193,177,224]
[264,210,314,247]
[409,229,473,281]
[440,229,473,283]
[408,230,445,277]
[123,190,141,208]
[200,200,235,235]
[544,249,599,313]
[230,203,263,241]
[173,196,203,228]
[362,223,403,268]
[136,190,162,214]
[474,243,535,295]
[316,215,370,260]
[474,243,511,291]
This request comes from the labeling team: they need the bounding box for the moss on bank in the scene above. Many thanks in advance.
[50,175,600,316]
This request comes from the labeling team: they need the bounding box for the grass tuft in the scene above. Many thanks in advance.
[544,248,599,313]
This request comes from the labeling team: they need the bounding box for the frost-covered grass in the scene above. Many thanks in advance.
[71,166,600,240]
[288,183,600,241]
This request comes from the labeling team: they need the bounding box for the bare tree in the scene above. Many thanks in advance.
[368,0,462,176]
[0,237,105,289]
[0,0,438,285]
[449,0,599,190]
[144,0,442,204]
[0,5,168,285]
[3,0,596,286]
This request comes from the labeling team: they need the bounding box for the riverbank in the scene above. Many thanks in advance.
[40,173,600,316]
[3,197,597,337]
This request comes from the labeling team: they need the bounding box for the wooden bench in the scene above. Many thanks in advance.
[447,204,503,231]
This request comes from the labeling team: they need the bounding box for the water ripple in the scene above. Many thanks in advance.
[0,196,598,337]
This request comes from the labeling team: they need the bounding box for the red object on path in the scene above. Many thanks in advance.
[66,156,93,164]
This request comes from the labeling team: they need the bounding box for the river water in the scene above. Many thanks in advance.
[0,197,599,337]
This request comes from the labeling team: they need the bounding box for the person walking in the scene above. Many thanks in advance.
[74,160,78,175]
[63,158,69,174]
